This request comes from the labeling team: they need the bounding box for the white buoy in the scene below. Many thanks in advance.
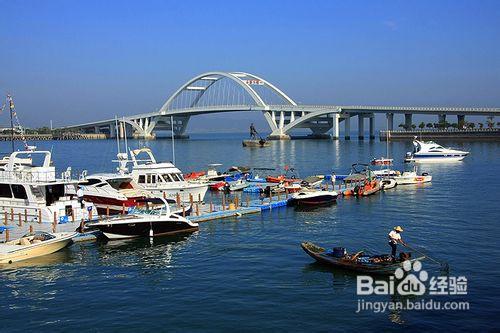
[149,228,154,237]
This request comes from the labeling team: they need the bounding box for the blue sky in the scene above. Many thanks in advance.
[1,0,499,132]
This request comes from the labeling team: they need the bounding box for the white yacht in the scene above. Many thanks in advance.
[76,173,154,215]
[405,139,469,163]
[0,150,97,239]
[129,148,208,202]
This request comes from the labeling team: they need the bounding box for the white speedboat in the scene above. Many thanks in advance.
[87,198,198,239]
[288,189,338,206]
[76,173,154,215]
[394,167,432,185]
[129,148,208,202]
[380,178,397,190]
[405,139,469,163]
[0,231,76,264]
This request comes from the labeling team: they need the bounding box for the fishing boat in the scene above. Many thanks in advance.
[86,198,198,239]
[128,148,208,202]
[242,139,270,147]
[394,167,432,185]
[342,164,380,196]
[288,190,338,206]
[0,231,77,264]
[301,242,424,275]
[405,138,469,163]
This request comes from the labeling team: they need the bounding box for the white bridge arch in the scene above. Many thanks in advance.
[62,71,500,140]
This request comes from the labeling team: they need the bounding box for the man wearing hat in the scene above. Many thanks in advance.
[388,226,406,260]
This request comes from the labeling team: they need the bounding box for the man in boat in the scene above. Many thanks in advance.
[76,186,85,208]
[388,226,407,261]
[250,123,258,140]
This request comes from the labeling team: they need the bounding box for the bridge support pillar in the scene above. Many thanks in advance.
[331,114,339,140]
[405,114,412,130]
[457,115,465,129]
[369,115,375,140]
[438,114,446,128]
[344,115,351,140]
[387,113,394,131]
[358,115,364,140]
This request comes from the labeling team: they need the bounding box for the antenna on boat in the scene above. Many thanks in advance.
[170,115,176,165]
[122,117,129,154]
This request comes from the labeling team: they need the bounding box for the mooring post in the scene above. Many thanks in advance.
[18,213,22,227]
[53,211,57,233]
[189,194,194,207]
[235,196,239,208]
[198,193,201,203]
[196,203,199,216]
[106,206,110,217]
[182,205,186,217]
[38,209,42,223]
[24,209,27,224]
[4,211,7,225]
[10,208,14,222]
[176,193,181,208]
[222,195,226,211]
[122,204,125,215]
[29,225,33,233]
[5,229,9,242]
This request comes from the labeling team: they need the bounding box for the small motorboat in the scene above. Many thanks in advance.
[394,168,432,185]
[266,175,285,183]
[242,139,270,147]
[301,242,424,275]
[0,231,77,264]
[343,179,381,197]
[87,198,199,239]
[371,157,393,166]
[380,178,397,190]
[404,138,469,163]
[226,179,249,191]
[288,190,338,206]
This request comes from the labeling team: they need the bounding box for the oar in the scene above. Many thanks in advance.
[403,243,449,272]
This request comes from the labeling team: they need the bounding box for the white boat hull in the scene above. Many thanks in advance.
[394,174,432,185]
[146,184,208,202]
[406,155,467,163]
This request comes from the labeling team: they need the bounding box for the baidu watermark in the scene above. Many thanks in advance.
[355,260,469,313]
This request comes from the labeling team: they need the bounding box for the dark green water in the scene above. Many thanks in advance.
[0,135,498,332]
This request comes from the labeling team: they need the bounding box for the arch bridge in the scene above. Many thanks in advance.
[62,71,500,140]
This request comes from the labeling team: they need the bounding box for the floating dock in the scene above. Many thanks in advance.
[0,196,291,243]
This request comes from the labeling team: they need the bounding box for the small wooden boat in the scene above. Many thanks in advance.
[301,241,424,275]
[0,231,77,264]
[242,139,270,147]
[288,190,338,206]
